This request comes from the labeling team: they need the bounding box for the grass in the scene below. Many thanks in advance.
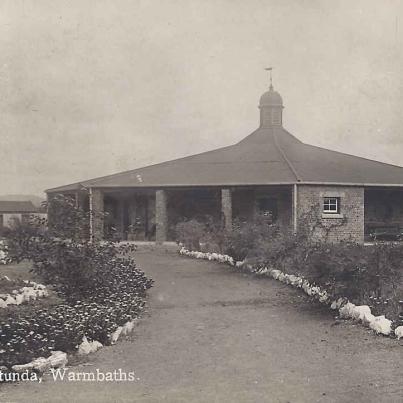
[0,260,36,282]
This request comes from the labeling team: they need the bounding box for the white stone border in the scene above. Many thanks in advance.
[0,279,48,308]
[179,247,403,340]
[7,318,139,375]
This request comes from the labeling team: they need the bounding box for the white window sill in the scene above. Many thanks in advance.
[322,213,344,219]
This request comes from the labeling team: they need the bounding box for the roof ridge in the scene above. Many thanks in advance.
[272,128,301,182]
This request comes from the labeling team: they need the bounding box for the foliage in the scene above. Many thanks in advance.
[223,215,283,261]
[175,215,225,253]
[46,193,90,240]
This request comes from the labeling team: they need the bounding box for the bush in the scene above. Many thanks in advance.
[292,242,402,319]
[175,215,225,252]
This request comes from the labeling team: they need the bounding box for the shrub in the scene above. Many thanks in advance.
[175,215,225,252]
[46,193,90,240]
[223,215,282,261]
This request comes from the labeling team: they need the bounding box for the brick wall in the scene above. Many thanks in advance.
[297,185,364,243]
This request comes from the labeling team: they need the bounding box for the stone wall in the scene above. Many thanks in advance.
[297,185,364,243]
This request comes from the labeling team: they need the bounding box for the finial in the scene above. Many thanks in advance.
[265,67,273,90]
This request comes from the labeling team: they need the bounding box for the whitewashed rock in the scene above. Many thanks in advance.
[15,294,24,305]
[394,326,403,340]
[78,336,103,355]
[5,295,16,305]
[361,312,375,326]
[318,291,330,303]
[121,320,136,336]
[12,363,34,372]
[352,305,371,322]
[48,351,68,368]
[369,315,392,336]
[339,302,356,319]
[0,299,7,309]
[32,357,51,373]
[110,326,123,344]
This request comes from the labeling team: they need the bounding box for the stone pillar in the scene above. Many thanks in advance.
[292,184,298,234]
[155,190,167,244]
[221,188,232,231]
[89,188,104,241]
[116,198,125,239]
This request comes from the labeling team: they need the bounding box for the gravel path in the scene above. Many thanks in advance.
[1,248,402,402]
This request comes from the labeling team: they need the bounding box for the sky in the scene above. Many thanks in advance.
[1,0,403,197]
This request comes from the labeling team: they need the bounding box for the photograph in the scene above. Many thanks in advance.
[0,1,402,402]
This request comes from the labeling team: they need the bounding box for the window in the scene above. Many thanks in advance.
[271,109,281,125]
[323,197,340,214]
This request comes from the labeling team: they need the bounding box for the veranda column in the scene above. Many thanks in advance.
[292,184,298,234]
[116,198,125,239]
[89,188,104,241]
[155,190,167,244]
[221,188,232,231]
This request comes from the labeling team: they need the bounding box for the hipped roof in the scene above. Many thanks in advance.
[47,126,403,193]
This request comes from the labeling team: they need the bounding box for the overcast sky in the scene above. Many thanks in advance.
[1,0,403,197]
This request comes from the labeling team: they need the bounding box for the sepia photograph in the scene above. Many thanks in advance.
[0,1,402,402]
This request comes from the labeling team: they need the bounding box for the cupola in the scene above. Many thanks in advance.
[259,83,284,127]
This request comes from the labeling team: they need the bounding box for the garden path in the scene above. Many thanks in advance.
[1,247,402,402]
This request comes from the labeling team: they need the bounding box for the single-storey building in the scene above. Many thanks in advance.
[46,84,403,244]
[0,201,40,233]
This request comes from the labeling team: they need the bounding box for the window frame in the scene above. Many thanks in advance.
[323,197,340,214]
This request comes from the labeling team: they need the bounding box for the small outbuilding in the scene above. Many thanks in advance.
[0,201,39,232]
[47,84,403,244]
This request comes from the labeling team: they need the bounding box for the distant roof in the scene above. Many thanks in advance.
[47,125,403,192]
[0,201,38,213]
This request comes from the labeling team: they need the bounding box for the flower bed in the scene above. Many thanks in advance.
[0,241,153,370]
[0,260,152,368]
[179,247,403,340]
